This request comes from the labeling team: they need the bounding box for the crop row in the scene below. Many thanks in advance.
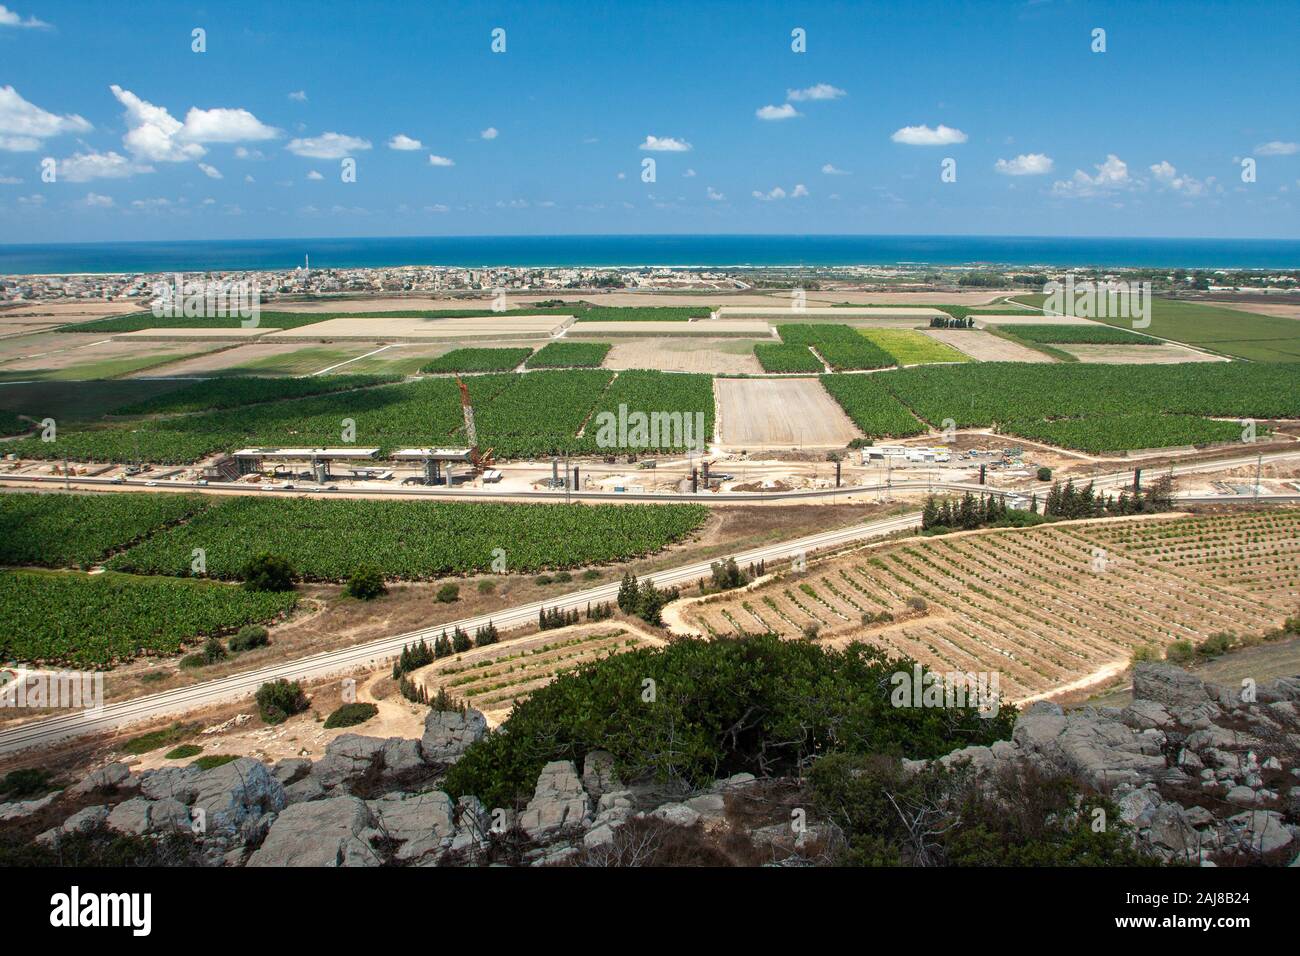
[525,342,612,368]
[420,348,533,373]
[776,324,895,371]
[999,414,1249,453]
[818,374,927,439]
[1006,324,1159,345]
[0,492,212,569]
[0,569,298,667]
[106,496,710,580]
[575,307,707,321]
[753,343,823,373]
[63,307,576,334]
[111,374,398,416]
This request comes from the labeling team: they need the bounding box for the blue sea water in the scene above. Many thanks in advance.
[1,234,1298,274]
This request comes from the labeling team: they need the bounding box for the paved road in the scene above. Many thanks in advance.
[0,511,925,755]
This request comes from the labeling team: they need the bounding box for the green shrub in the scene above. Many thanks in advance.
[1165,640,1195,663]
[906,596,928,613]
[535,574,553,586]
[256,679,308,725]
[0,768,53,799]
[180,636,227,669]
[1130,646,1158,664]
[443,634,1015,810]
[436,583,460,603]
[1036,466,1052,481]
[240,553,296,592]
[323,702,378,729]
[345,566,387,601]
[477,579,496,595]
[1197,632,1234,658]
[582,570,600,581]
[165,744,202,760]
[121,722,200,755]
[228,624,269,652]
[553,571,573,583]
[192,755,238,770]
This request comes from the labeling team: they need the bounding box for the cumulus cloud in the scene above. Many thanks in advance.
[1255,141,1299,156]
[288,90,308,102]
[753,187,786,201]
[197,163,222,179]
[891,124,967,146]
[639,135,692,152]
[78,192,114,208]
[1150,160,1210,197]
[306,169,324,180]
[683,168,696,178]
[0,5,49,28]
[791,183,809,197]
[480,127,498,140]
[425,203,449,213]
[994,153,1053,176]
[0,174,20,184]
[16,192,44,205]
[756,104,800,121]
[706,186,725,201]
[427,154,455,167]
[1051,154,1136,198]
[786,83,845,102]
[286,132,372,159]
[387,133,422,150]
[821,163,849,175]
[58,150,153,182]
[110,86,278,164]
[0,86,92,152]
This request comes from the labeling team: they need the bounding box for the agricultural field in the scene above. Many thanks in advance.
[857,329,971,365]
[681,511,1298,701]
[1013,294,1300,362]
[0,569,298,667]
[412,625,662,721]
[776,324,895,371]
[0,408,25,436]
[715,378,861,448]
[472,369,614,457]
[0,492,211,569]
[111,374,397,415]
[922,329,1051,363]
[61,308,578,335]
[1004,324,1160,346]
[575,307,707,321]
[203,346,374,377]
[525,341,611,368]
[575,370,716,454]
[999,414,1250,454]
[0,341,220,382]
[420,348,533,373]
[106,496,710,580]
[753,342,824,373]
[603,337,764,374]
[818,374,927,440]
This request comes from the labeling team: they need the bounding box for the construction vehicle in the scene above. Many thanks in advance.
[456,376,495,474]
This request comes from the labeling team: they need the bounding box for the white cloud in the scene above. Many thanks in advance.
[111,85,205,162]
[1255,141,1299,156]
[480,127,498,140]
[706,186,725,201]
[286,132,372,159]
[994,153,1053,176]
[683,168,696,178]
[427,154,454,167]
[387,133,422,151]
[425,203,449,213]
[130,197,173,210]
[639,135,692,152]
[0,174,20,184]
[0,86,92,152]
[244,174,254,183]
[1051,153,1135,198]
[756,103,800,121]
[821,163,849,175]
[58,150,153,182]
[181,106,279,143]
[786,83,845,102]
[0,5,49,28]
[752,186,787,201]
[791,183,809,198]
[79,192,114,208]
[1149,160,1209,197]
[288,90,308,102]
[16,192,44,205]
[233,146,264,160]
[306,169,324,180]
[891,124,968,146]
[197,163,222,179]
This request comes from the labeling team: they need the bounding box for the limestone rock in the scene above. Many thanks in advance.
[1132,663,1210,709]
[518,760,590,839]
[368,790,455,862]
[0,791,58,821]
[581,749,620,797]
[247,796,378,867]
[420,708,487,764]
[190,757,286,834]
[71,762,131,795]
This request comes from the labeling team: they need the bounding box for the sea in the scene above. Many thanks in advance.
[1,235,1298,274]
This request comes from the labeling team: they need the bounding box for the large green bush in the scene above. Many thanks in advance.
[256,679,308,725]
[443,634,1015,809]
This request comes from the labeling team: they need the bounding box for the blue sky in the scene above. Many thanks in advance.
[1,0,1298,243]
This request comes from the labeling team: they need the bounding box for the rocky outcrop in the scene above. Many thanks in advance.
[247,796,379,867]
[367,790,455,862]
[420,708,487,764]
[70,762,132,795]
[190,757,286,835]
[518,760,591,840]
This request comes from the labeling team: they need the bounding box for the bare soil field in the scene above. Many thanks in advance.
[0,301,140,322]
[0,339,221,376]
[265,314,568,342]
[716,377,862,448]
[0,324,59,337]
[715,306,945,322]
[973,314,1098,326]
[1200,299,1300,320]
[923,329,1053,362]
[0,331,113,363]
[677,509,1300,703]
[122,343,327,377]
[115,327,271,342]
[603,337,764,374]
[571,319,770,337]
[1061,343,1227,364]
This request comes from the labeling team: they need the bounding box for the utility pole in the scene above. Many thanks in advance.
[1255,452,1262,502]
